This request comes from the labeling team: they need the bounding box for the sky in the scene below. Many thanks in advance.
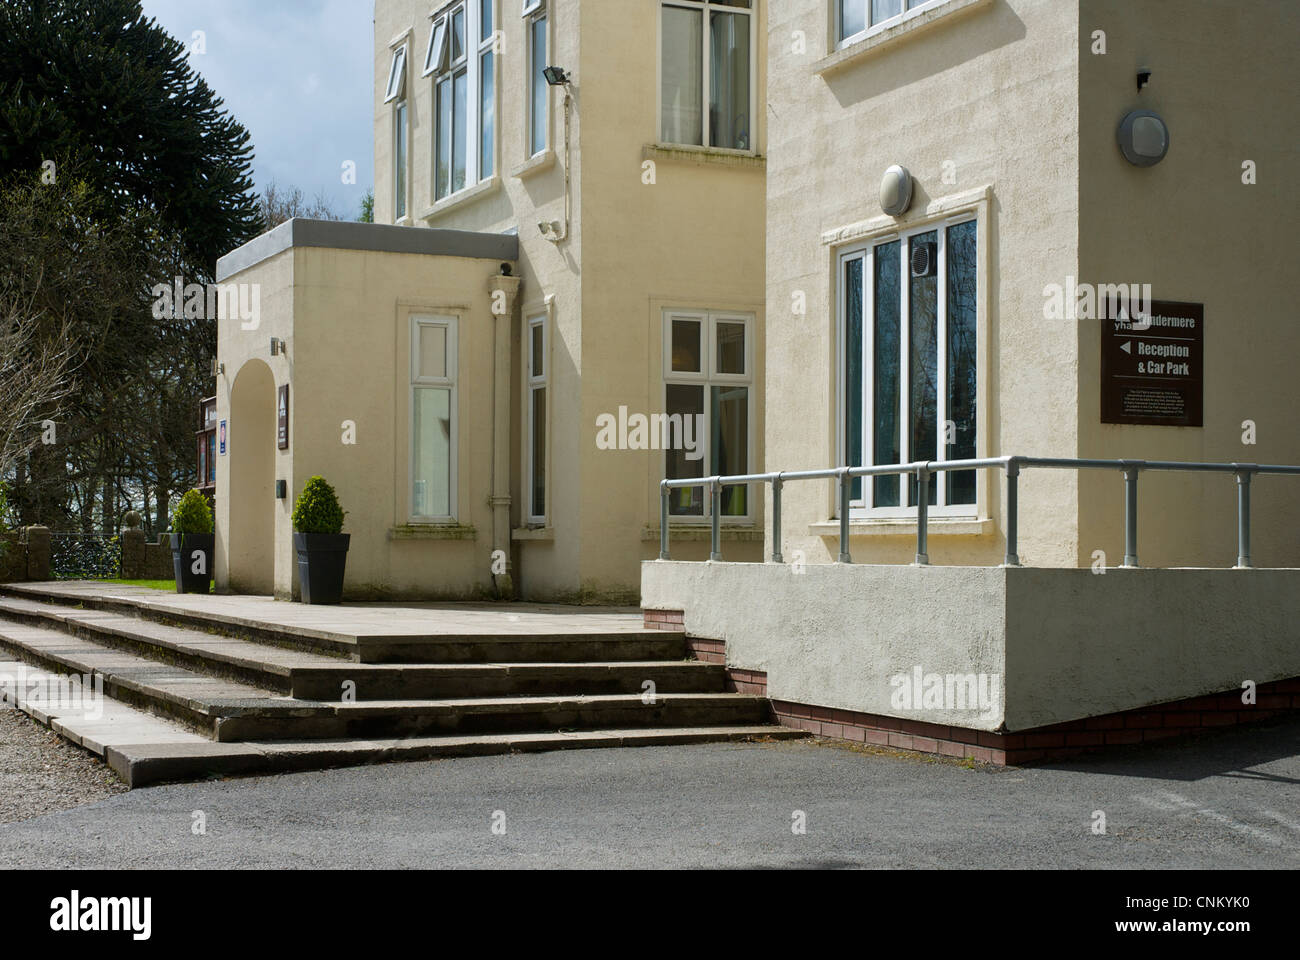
[140,0,375,220]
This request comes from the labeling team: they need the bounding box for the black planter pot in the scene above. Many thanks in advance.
[294,532,350,605]
[170,532,215,594]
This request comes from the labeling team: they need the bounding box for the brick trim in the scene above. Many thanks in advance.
[643,609,684,631]
[773,678,1300,766]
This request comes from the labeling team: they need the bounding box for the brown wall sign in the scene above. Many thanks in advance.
[1101,299,1203,427]
[277,384,290,449]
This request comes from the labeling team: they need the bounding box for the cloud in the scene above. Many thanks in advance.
[140,0,375,222]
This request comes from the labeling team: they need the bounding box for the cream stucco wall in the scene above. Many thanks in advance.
[216,239,512,600]
[643,560,1300,731]
[764,0,1082,569]
[373,0,768,601]
[1075,0,1300,569]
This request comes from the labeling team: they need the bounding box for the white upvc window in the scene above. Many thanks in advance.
[525,0,549,157]
[410,315,459,521]
[837,0,952,47]
[837,216,979,518]
[384,44,407,103]
[426,1,497,201]
[387,43,410,221]
[662,310,754,520]
[660,0,754,151]
[526,314,547,523]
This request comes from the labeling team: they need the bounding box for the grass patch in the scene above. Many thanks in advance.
[103,578,186,592]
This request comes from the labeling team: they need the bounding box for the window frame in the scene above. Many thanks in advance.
[662,309,756,523]
[384,44,408,103]
[393,96,409,221]
[658,0,757,153]
[836,0,952,48]
[524,0,549,159]
[409,315,459,522]
[426,1,498,203]
[525,314,548,524]
[836,213,980,520]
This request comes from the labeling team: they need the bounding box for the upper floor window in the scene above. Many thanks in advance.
[838,217,978,516]
[525,0,548,157]
[386,43,410,220]
[838,0,947,46]
[526,314,547,522]
[425,2,496,201]
[661,1,753,151]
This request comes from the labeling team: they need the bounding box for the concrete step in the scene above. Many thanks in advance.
[0,596,723,698]
[0,619,769,742]
[0,583,688,663]
[1,657,803,789]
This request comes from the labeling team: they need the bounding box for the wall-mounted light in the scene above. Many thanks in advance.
[270,337,285,357]
[1117,109,1169,167]
[211,359,225,377]
[542,65,570,87]
[880,164,914,217]
[1136,68,1152,92]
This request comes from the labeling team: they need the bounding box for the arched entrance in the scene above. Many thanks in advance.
[226,360,276,594]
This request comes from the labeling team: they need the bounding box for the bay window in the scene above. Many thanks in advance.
[663,310,753,519]
[839,217,978,515]
[425,1,496,201]
[661,1,753,151]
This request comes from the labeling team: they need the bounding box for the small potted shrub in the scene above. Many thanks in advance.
[170,489,215,594]
[292,476,349,604]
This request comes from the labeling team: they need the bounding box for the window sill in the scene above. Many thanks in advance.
[642,143,765,171]
[511,150,556,181]
[814,0,992,77]
[512,526,553,542]
[389,524,477,541]
[809,518,993,537]
[642,525,763,543]
[420,176,501,222]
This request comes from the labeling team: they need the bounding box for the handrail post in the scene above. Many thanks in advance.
[1122,465,1139,568]
[838,469,852,563]
[1004,459,1020,566]
[1235,468,1252,569]
[710,479,722,562]
[915,464,930,565]
[659,482,670,561]
[771,475,783,564]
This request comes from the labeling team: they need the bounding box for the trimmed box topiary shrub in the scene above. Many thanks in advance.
[292,477,349,604]
[170,489,214,594]
[292,476,345,535]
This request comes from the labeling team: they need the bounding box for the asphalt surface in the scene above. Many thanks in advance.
[1,718,1297,869]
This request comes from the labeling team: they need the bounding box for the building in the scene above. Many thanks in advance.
[643,0,1300,761]
[214,0,768,601]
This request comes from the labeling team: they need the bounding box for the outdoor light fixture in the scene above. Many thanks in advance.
[1117,109,1169,167]
[270,337,285,356]
[1136,68,1152,92]
[542,65,569,87]
[880,164,913,217]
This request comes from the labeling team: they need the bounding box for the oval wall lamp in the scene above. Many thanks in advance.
[880,164,913,217]
[1117,109,1169,167]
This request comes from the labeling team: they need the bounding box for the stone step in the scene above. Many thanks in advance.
[0,596,723,698]
[0,619,768,742]
[0,583,688,663]
[1,657,803,789]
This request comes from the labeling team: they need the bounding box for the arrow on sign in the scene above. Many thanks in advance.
[1120,340,1132,354]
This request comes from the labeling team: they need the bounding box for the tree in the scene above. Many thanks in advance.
[0,0,260,267]
[0,1,264,536]
[257,181,344,232]
[359,189,375,223]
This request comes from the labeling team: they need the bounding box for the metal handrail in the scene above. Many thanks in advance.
[658,456,1300,569]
